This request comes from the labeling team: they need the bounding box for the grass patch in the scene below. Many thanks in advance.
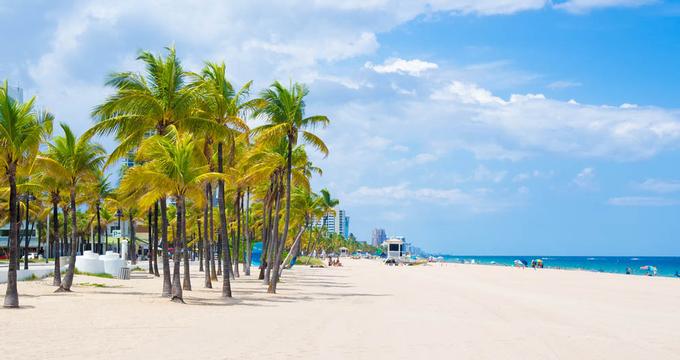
[25,273,39,281]
[296,256,324,267]
[130,266,145,272]
[77,282,122,288]
[74,268,114,279]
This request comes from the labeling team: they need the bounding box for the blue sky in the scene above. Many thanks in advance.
[1,0,679,255]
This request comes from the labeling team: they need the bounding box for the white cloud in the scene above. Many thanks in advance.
[428,81,680,159]
[573,167,597,189]
[365,58,438,76]
[608,196,679,207]
[555,0,656,13]
[635,179,680,194]
[547,80,582,89]
[345,183,510,212]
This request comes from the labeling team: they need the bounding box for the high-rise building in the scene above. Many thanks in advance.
[337,210,349,238]
[315,209,349,238]
[371,228,387,247]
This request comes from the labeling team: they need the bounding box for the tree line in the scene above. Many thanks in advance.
[1,46,376,308]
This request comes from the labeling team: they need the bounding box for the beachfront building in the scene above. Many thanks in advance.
[371,228,387,247]
[314,209,350,237]
[338,210,349,238]
[0,222,40,254]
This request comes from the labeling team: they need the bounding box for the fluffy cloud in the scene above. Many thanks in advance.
[555,0,655,13]
[365,58,438,76]
[426,81,680,159]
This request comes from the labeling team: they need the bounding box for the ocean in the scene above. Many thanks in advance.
[438,255,680,278]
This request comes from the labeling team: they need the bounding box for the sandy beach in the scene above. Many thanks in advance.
[2,259,680,360]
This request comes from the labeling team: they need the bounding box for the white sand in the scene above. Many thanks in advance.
[2,259,680,360]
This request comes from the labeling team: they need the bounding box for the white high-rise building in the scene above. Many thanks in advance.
[315,209,349,238]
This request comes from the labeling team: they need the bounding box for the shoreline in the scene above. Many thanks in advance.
[434,255,680,278]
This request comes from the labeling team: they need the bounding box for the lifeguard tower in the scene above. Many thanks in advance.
[383,238,404,260]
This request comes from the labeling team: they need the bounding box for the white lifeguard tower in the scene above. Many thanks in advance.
[339,247,349,257]
[383,238,404,260]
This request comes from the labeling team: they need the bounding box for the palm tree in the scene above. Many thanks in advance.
[0,81,52,308]
[253,81,329,293]
[190,62,252,295]
[37,172,66,286]
[38,123,106,292]
[119,126,226,303]
[90,46,226,296]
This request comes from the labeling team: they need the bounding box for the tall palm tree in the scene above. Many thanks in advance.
[0,81,52,308]
[37,173,66,286]
[90,46,224,296]
[119,126,226,303]
[253,81,329,293]
[190,62,252,295]
[38,123,106,292]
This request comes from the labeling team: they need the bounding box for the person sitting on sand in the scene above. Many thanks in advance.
[328,257,333,267]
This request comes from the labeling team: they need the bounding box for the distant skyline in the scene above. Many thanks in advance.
[1,1,679,255]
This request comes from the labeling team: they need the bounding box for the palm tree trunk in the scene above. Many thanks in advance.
[62,206,68,256]
[148,208,153,274]
[182,198,191,291]
[265,180,282,287]
[217,142,232,297]
[52,194,61,286]
[208,184,218,281]
[268,140,294,294]
[198,219,203,272]
[160,198,171,297]
[97,203,102,255]
[244,189,251,276]
[153,202,160,277]
[281,226,305,275]
[56,186,78,292]
[3,163,19,307]
[232,191,240,277]
[129,212,136,265]
[203,195,212,288]
[258,195,270,280]
[23,194,30,270]
[171,195,184,303]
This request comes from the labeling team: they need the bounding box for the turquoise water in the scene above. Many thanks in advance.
[438,255,680,278]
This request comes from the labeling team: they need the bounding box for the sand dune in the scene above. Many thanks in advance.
[2,259,679,359]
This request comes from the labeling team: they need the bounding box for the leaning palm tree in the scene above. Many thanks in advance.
[252,81,329,293]
[0,81,52,308]
[119,126,226,303]
[38,123,106,292]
